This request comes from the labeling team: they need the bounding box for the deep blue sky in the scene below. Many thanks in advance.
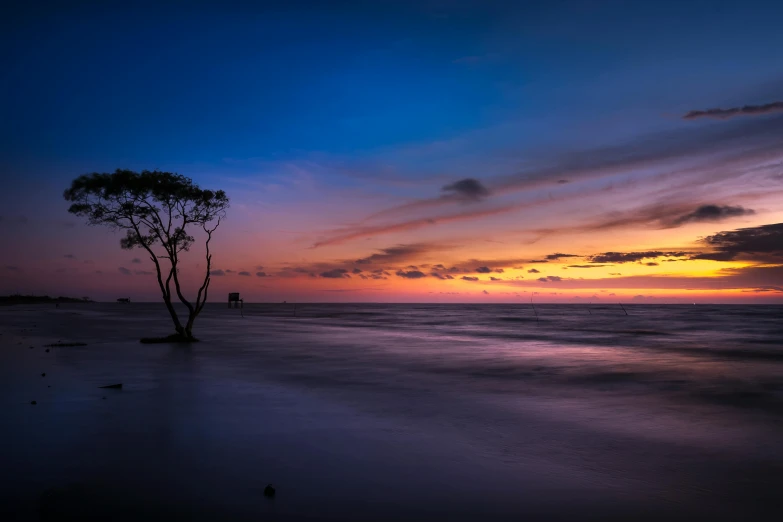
[4,1,782,172]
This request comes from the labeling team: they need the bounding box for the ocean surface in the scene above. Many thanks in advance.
[1,303,782,521]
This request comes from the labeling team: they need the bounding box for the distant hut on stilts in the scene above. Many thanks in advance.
[228,292,243,309]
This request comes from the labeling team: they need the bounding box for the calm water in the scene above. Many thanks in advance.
[1,303,782,520]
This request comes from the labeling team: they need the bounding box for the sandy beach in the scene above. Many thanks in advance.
[2,303,782,521]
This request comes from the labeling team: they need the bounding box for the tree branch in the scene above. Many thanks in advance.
[194,218,219,315]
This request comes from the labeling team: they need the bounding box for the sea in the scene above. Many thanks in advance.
[1,303,782,521]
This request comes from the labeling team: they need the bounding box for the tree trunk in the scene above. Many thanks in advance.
[162,295,185,335]
[184,310,198,340]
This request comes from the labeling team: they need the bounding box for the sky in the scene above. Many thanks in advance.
[1,0,782,303]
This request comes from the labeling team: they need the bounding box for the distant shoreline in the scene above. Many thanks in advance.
[0,295,94,306]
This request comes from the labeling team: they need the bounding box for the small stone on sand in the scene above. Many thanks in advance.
[264,484,276,497]
[31,401,37,405]
[41,373,46,377]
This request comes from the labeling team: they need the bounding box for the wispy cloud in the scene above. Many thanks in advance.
[672,205,755,226]
[530,196,769,238]
[545,253,579,260]
[320,268,350,278]
[441,178,490,202]
[313,205,515,247]
[396,270,427,279]
[354,243,443,266]
[743,286,783,293]
[588,251,690,263]
[683,101,783,120]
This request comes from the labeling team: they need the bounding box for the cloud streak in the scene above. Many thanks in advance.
[672,205,755,226]
[314,205,515,247]
[545,253,579,260]
[683,102,783,120]
[396,270,427,279]
[588,251,690,263]
[441,178,490,202]
[320,268,350,278]
[354,243,442,266]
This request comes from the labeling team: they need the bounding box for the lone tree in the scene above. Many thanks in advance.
[65,169,229,341]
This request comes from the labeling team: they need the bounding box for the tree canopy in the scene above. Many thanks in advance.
[65,169,229,340]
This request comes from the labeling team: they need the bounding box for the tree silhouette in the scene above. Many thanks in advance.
[64,169,229,340]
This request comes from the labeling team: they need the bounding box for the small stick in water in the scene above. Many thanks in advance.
[619,302,628,316]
